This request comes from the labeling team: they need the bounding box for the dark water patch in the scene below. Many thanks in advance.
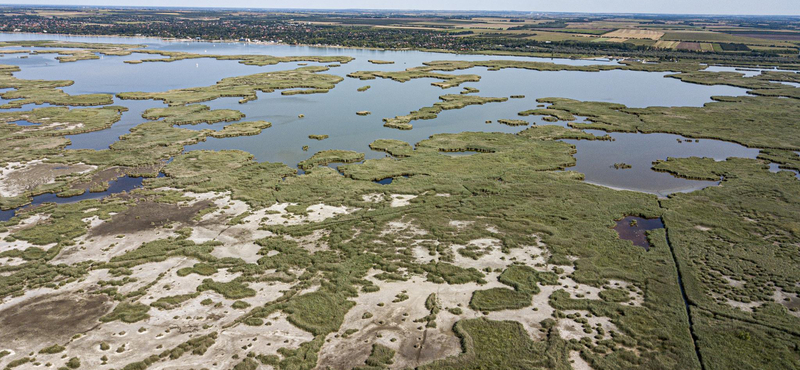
[613,216,664,250]
[374,175,410,185]
[0,208,14,222]
[0,174,155,222]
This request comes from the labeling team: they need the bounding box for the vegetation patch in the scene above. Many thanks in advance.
[209,120,271,138]
[100,302,150,323]
[298,150,365,170]
[118,66,344,105]
[150,293,200,310]
[540,96,800,149]
[382,94,508,130]
[197,279,256,299]
[284,291,355,335]
[177,262,218,277]
[369,139,414,157]
[355,343,395,369]
[142,104,244,125]
[469,287,531,311]
[498,265,558,294]
[39,344,65,354]
[497,119,529,126]
[419,318,568,369]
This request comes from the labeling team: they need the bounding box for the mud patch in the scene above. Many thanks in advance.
[90,200,211,236]
[0,293,111,346]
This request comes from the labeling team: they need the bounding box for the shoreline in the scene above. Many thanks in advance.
[4,31,798,70]
[0,31,627,62]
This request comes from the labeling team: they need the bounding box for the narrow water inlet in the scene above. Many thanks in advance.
[613,216,665,250]
[0,174,158,222]
[7,120,39,126]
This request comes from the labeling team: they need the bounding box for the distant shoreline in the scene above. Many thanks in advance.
[0,31,619,62]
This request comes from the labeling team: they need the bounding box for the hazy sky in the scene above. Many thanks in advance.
[2,0,799,16]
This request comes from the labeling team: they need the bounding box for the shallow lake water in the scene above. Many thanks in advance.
[768,163,800,180]
[0,32,775,201]
[564,131,760,196]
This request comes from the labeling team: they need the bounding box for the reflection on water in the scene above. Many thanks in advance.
[613,216,664,250]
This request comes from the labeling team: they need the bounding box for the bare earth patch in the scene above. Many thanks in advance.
[317,274,505,369]
[390,194,417,207]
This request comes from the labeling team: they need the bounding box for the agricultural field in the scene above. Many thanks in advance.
[0,8,799,370]
[0,8,799,59]
[602,29,665,40]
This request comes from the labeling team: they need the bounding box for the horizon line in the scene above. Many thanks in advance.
[0,3,799,17]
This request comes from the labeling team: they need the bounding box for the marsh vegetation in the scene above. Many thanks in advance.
[0,36,798,370]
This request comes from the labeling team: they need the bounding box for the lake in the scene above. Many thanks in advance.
[0,32,770,205]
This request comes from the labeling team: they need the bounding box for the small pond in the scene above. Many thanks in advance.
[613,216,665,250]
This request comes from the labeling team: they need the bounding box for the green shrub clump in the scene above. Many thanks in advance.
[100,302,150,323]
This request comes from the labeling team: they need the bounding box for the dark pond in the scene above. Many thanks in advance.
[613,216,665,250]
[374,175,411,185]
[0,175,149,222]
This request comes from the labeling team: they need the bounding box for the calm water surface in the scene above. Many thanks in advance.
[0,175,146,222]
[0,33,774,199]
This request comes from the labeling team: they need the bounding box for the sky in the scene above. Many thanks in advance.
[1,0,799,16]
